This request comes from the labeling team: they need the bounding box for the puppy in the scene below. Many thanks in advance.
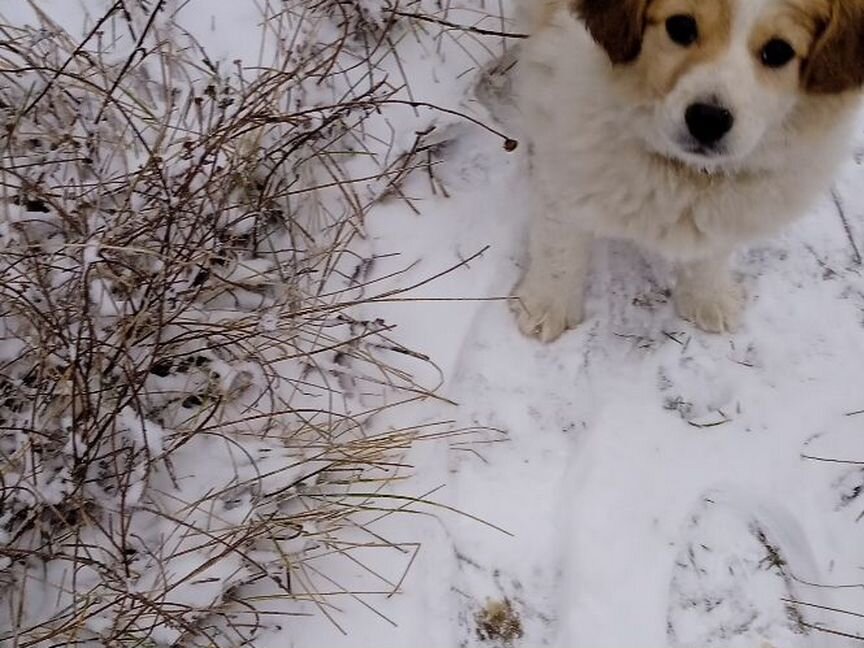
[512,0,864,341]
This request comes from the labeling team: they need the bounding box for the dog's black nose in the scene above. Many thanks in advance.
[685,103,734,147]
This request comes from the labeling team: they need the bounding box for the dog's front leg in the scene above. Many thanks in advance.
[512,208,592,343]
[675,252,745,333]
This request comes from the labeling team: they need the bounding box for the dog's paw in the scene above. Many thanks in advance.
[511,284,583,343]
[675,282,745,334]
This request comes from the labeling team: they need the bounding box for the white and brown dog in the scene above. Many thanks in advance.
[512,0,864,341]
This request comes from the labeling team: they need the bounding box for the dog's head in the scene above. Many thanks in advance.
[574,0,864,169]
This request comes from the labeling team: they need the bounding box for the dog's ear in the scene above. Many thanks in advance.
[802,0,864,94]
[572,0,648,64]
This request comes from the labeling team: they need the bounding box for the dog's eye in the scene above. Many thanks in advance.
[666,15,699,47]
[761,38,796,68]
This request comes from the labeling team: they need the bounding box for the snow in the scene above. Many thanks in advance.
[3,1,864,647]
[340,53,864,648]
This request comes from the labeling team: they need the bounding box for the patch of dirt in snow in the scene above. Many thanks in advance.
[475,597,525,647]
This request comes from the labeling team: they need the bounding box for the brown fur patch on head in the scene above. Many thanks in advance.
[632,0,733,98]
[748,0,830,91]
[572,0,649,64]
[803,0,864,93]
[749,0,829,59]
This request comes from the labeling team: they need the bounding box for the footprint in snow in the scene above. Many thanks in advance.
[656,336,759,426]
[667,489,839,648]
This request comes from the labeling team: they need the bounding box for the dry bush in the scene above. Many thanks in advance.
[0,1,513,644]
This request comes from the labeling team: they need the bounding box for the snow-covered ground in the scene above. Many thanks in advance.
[345,98,864,647]
[4,2,864,647]
[359,116,864,647]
